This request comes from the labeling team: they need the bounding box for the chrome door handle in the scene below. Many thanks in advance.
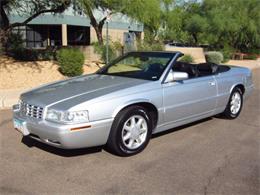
[209,81,216,86]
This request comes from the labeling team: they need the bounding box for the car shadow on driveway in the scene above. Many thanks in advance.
[152,117,213,138]
[21,136,103,157]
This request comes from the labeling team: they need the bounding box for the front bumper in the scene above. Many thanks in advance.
[13,110,113,149]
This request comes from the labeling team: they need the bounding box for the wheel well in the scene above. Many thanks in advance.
[235,84,245,94]
[123,102,158,130]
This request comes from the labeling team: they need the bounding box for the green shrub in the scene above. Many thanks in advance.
[6,32,24,51]
[93,40,123,63]
[9,48,56,61]
[38,48,55,60]
[242,48,260,55]
[244,54,258,60]
[56,48,84,77]
[179,54,194,63]
[136,40,165,51]
[6,32,56,61]
[205,51,224,64]
[10,47,38,61]
[220,46,234,63]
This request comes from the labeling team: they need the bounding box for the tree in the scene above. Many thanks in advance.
[184,14,208,45]
[161,0,260,52]
[161,6,186,42]
[160,0,205,44]
[0,0,71,48]
[203,0,260,52]
[78,0,161,45]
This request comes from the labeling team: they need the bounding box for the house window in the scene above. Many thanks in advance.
[49,25,62,46]
[26,25,48,48]
[129,30,142,39]
[67,25,90,46]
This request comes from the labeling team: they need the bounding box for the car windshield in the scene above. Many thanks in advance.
[97,52,174,81]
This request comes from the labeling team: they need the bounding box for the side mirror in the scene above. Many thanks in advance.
[165,71,189,83]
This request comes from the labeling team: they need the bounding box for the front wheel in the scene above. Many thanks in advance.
[222,87,243,119]
[106,106,152,156]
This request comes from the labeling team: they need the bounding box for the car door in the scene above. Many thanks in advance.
[162,75,217,124]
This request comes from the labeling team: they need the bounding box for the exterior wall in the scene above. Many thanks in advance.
[76,46,101,61]
[90,27,128,44]
[8,5,144,60]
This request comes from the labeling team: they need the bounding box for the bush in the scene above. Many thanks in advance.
[56,48,84,77]
[179,54,194,63]
[220,46,234,63]
[205,51,224,64]
[9,47,56,61]
[243,54,258,60]
[136,40,165,51]
[241,48,260,55]
[37,48,56,60]
[6,32,56,61]
[6,32,24,51]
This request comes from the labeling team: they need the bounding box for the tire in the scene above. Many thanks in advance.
[222,87,243,119]
[106,106,152,156]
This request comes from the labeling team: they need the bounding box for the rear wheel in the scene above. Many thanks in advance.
[107,106,152,156]
[222,87,243,119]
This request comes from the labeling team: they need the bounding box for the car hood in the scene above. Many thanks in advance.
[21,74,149,107]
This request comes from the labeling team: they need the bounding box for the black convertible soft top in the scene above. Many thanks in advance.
[173,61,230,77]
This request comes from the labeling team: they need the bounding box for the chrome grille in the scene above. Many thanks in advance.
[21,101,44,119]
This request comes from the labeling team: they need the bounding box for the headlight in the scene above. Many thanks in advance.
[13,99,22,112]
[63,111,89,123]
[46,109,89,124]
[46,110,62,121]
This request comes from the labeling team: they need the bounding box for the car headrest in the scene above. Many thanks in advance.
[197,63,218,74]
[147,63,163,72]
[173,62,198,77]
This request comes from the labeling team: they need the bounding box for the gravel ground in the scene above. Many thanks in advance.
[0,56,100,90]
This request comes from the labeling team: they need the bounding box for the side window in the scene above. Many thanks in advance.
[172,62,198,78]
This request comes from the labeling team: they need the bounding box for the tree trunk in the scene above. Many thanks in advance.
[91,17,107,45]
[0,2,9,28]
[0,28,11,52]
[93,26,103,45]
[0,1,10,50]
[192,33,198,46]
[83,4,107,46]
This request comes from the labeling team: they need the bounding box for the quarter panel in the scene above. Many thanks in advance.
[215,66,249,111]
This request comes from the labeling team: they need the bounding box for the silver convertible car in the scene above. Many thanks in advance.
[13,51,253,156]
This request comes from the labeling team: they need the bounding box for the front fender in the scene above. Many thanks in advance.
[112,98,152,118]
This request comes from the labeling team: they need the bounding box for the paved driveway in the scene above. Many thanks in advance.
[0,69,259,195]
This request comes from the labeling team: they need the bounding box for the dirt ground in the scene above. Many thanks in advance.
[225,59,260,68]
[0,56,101,90]
[0,55,259,90]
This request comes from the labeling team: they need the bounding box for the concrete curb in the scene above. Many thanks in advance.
[0,63,259,110]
